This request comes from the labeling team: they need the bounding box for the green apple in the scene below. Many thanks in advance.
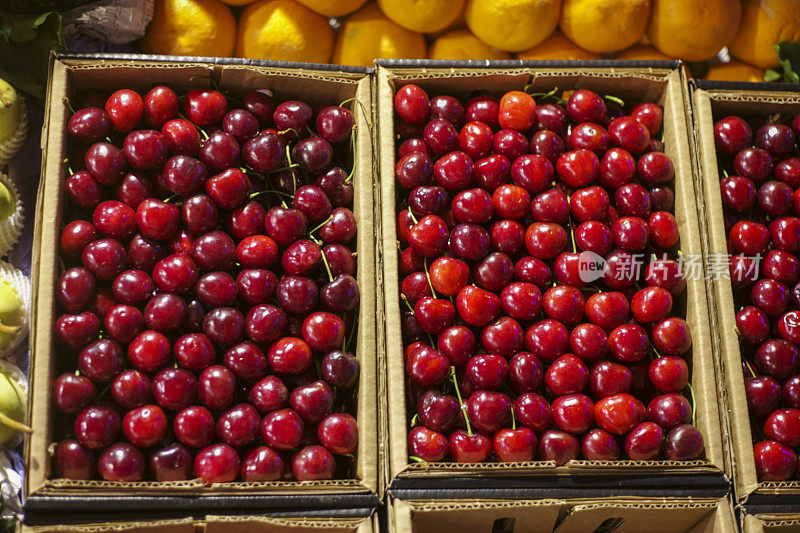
[0,280,21,353]
[0,79,20,144]
[0,364,27,446]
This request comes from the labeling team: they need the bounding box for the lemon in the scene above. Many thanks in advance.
[218,0,257,4]
[430,30,510,60]
[333,4,426,67]
[464,0,561,52]
[294,0,367,17]
[729,0,800,69]
[647,0,741,62]
[378,0,465,33]
[140,0,236,57]
[236,0,334,63]
[517,29,600,60]
[560,0,651,54]
[705,61,765,82]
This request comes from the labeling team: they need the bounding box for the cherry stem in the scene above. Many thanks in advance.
[249,189,293,200]
[510,404,517,430]
[408,210,419,225]
[164,194,179,204]
[423,257,437,299]
[409,455,425,463]
[744,359,757,378]
[309,215,334,235]
[410,413,418,427]
[686,382,697,426]
[62,97,76,114]
[63,159,74,176]
[319,250,334,283]
[344,319,357,353]
[340,97,373,130]
[604,95,625,107]
[651,344,664,359]
[0,322,19,335]
[450,366,472,436]
[284,145,297,195]
[346,133,357,182]
[0,412,32,434]
[400,294,415,313]
[266,164,300,174]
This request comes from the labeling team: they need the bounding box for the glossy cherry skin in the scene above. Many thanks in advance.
[545,353,588,395]
[745,375,782,417]
[406,345,449,387]
[216,403,261,447]
[53,374,97,415]
[198,365,236,411]
[318,413,358,455]
[566,90,606,123]
[456,285,500,327]
[624,422,664,461]
[664,424,704,461]
[110,370,151,410]
[714,116,752,155]
[292,445,336,480]
[268,337,313,375]
[448,429,492,463]
[754,440,797,481]
[74,406,121,450]
[651,317,692,356]
[78,339,123,382]
[54,439,95,479]
[98,443,145,482]
[756,339,800,379]
[649,356,689,393]
[395,84,430,124]
[646,393,692,429]
[552,394,594,434]
[525,319,569,363]
[538,430,579,466]
[194,443,241,484]
[594,393,645,435]
[631,286,672,323]
[590,361,632,399]
[240,446,283,482]
[764,408,800,448]
[582,429,620,460]
[122,404,168,448]
[408,426,448,462]
[261,408,304,450]
[128,330,171,373]
[466,353,509,390]
[493,428,536,462]
[514,393,552,432]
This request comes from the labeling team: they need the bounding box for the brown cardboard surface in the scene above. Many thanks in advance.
[376,65,724,481]
[691,86,800,502]
[27,58,378,498]
[742,513,800,533]
[22,515,376,533]
[23,518,196,532]
[392,498,564,533]
[390,496,737,533]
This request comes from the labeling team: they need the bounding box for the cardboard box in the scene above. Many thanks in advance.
[26,55,379,515]
[742,512,800,532]
[22,514,378,533]
[376,60,726,486]
[690,80,800,505]
[387,494,737,533]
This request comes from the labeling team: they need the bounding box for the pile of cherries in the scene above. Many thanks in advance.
[51,83,360,483]
[395,84,704,465]
[716,113,800,481]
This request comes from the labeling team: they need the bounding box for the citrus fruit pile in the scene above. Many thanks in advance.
[138,0,800,83]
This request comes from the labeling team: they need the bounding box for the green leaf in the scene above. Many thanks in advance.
[0,10,64,100]
[764,68,782,82]
[771,41,800,83]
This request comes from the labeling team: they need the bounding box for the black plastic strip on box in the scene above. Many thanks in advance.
[693,79,800,92]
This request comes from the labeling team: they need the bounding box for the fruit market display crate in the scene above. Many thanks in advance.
[21,513,379,533]
[741,510,800,532]
[376,59,728,492]
[25,53,379,523]
[385,494,737,532]
[691,79,800,507]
